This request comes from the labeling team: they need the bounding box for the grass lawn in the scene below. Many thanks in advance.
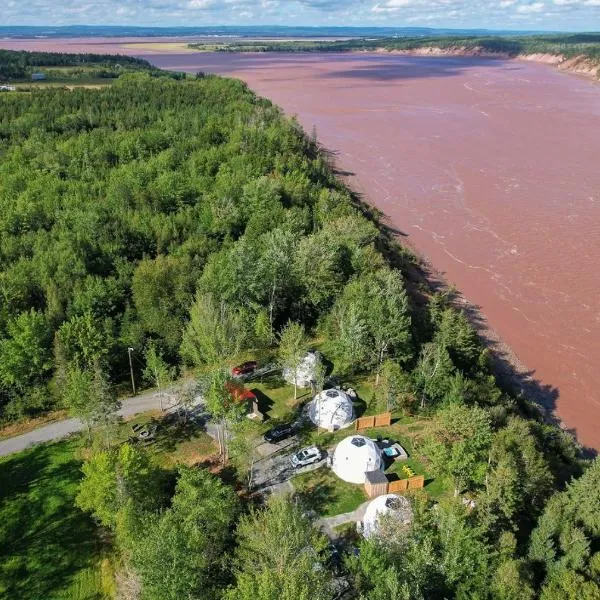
[0,439,109,600]
[358,422,451,501]
[109,412,218,469]
[248,377,309,423]
[344,376,378,416]
[292,466,367,517]
[298,417,452,505]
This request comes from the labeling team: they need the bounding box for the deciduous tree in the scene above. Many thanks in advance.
[62,363,120,443]
[180,293,247,367]
[425,403,492,497]
[0,309,52,392]
[277,321,309,401]
[126,467,239,600]
[143,341,175,410]
[227,495,332,600]
[77,443,161,528]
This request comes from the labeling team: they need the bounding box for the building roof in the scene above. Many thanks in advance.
[363,493,413,539]
[331,435,383,484]
[307,388,354,432]
[365,469,388,484]
[224,381,256,403]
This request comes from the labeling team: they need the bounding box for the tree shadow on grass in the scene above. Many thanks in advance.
[257,374,287,390]
[0,441,103,600]
[352,396,368,419]
[295,477,337,516]
[149,414,202,455]
[381,455,399,472]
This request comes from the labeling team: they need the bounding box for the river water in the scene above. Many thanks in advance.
[151,52,600,451]
[2,41,599,450]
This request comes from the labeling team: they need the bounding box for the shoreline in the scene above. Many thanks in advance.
[328,164,578,448]
[366,46,600,82]
[405,243,572,438]
[358,203,579,449]
[0,36,598,82]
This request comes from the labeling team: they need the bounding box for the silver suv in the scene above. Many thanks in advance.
[290,446,322,468]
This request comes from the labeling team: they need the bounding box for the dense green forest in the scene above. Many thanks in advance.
[189,33,600,67]
[0,69,360,418]
[0,52,599,599]
[0,50,157,82]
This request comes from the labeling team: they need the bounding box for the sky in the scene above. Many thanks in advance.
[3,0,600,31]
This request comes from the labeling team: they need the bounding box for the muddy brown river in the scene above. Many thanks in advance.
[2,40,600,450]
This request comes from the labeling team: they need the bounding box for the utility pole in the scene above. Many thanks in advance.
[128,347,136,395]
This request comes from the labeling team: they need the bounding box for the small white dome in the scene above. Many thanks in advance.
[283,351,319,388]
[308,389,354,432]
[363,494,413,539]
[331,435,383,484]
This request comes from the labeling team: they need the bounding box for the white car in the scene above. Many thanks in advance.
[290,446,323,468]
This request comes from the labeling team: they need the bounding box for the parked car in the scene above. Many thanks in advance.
[290,446,323,468]
[263,423,294,444]
[231,360,258,377]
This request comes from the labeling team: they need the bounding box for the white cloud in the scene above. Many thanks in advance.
[372,0,413,12]
[186,0,218,8]
[1,0,599,29]
[516,1,545,11]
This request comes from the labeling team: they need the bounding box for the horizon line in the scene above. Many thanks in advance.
[2,24,595,34]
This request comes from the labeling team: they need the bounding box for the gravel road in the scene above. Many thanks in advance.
[0,388,191,457]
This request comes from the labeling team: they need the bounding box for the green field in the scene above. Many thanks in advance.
[112,412,218,469]
[0,439,107,600]
[0,49,158,85]
[292,466,368,517]
[249,379,302,422]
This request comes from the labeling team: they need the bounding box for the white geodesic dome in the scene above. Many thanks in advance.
[283,351,319,388]
[363,493,413,539]
[331,435,383,484]
[308,389,354,432]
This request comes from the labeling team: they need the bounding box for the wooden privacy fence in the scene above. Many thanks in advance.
[388,475,425,493]
[364,474,425,498]
[355,412,392,431]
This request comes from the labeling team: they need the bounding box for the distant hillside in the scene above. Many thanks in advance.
[0,25,543,39]
[188,33,600,79]
[188,33,599,56]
